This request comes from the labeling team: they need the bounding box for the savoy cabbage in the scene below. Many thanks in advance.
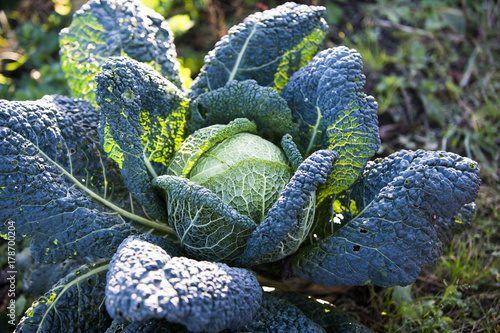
[0,0,480,332]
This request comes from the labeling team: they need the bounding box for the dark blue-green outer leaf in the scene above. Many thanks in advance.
[188,2,327,99]
[105,320,127,333]
[0,96,135,263]
[191,80,298,142]
[113,292,370,332]
[241,292,325,332]
[105,235,262,333]
[435,202,476,245]
[281,133,304,171]
[293,150,481,287]
[48,95,146,214]
[60,0,183,104]
[272,291,372,333]
[96,56,188,223]
[236,149,338,266]
[16,259,111,333]
[21,257,85,297]
[281,46,380,200]
[120,319,189,333]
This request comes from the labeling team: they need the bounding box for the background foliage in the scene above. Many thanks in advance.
[1,0,499,331]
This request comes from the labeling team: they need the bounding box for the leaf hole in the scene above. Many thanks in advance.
[359,228,368,234]
[353,245,361,252]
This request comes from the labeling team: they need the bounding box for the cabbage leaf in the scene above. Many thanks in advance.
[241,292,324,332]
[166,118,257,178]
[59,0,183,104]
[293,150,481,287]
[96,56,188,222]
[17,259,111,332]
[188,2,327,98]
[153,175,256,264]
[105,235,262,333]
[281,47,380,201]
[236,149,338,266]
[0,96,138,263]
[190,80,298,141]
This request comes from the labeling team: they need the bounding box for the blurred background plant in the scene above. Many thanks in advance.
[0,0,498,331]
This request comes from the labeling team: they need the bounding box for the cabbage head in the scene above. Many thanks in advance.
[154,118,324,265]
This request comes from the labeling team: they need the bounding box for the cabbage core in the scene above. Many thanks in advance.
[189,132,293,223]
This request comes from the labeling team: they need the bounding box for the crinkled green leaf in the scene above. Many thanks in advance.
[281,47,380,201]
[190,80,298,141]
[0,96,139,263]
[59,0,183,104]
[236,150,338,266]
[153,175,256,264]
[105,236,262,333]
[188,2,327,98]
[293,150,481,287]
[96,56,188,222]
[17,259,111,333]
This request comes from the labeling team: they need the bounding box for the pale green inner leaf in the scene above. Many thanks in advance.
[190,133,289,184]
[198,159,292,224]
